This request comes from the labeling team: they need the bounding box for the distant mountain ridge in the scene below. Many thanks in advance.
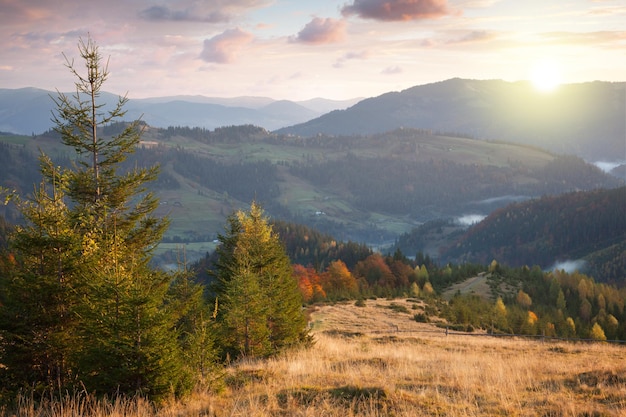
[0,87,362,135]
[3,78,625,163]
[277,78,625,162]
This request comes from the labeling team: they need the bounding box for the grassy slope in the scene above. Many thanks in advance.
[6,299,625,416]
[202,300,626,416]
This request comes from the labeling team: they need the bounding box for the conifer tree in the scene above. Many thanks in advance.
[167,251,218,386]
[0,36,198,402]
[53,36,191,401]
[214,202,308,359]
[0,157,82,395]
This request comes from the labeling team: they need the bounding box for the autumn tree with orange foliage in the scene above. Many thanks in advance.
[293,264,326,303]
[320,260,359,300]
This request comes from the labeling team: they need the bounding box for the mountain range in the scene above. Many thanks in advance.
[2,78,625,165]
[0,87,361,135]
[278,78,626,163]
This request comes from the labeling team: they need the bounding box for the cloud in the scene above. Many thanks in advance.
[0,0,54,25]
[137,0,274,23]
[200,28,254,63]
[587,5,626,16]
[292,17,346,44]
[547,259,586,274]
[381,65,403,74]
[139,5,230,23]
[341,0,457,21]
[334,50,371,67]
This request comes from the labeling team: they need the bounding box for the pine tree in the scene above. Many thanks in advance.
[53,36,191,401]
[214,202,308,359]
[0,36,197,402]
[167,250,218,387]
[0,157,82,395]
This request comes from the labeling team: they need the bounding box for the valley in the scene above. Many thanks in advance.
[3,124,621,270]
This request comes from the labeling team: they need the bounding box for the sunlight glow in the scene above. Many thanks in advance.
[530,59,562,93]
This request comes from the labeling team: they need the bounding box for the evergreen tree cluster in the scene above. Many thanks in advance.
[170,149,280,203]
[288,152,621,220]
[0,38,308,405]
[213,202,308,358]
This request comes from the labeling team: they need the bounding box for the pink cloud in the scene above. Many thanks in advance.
[341,0,456,21]
[292,17,346,44]
[200,28,254,63]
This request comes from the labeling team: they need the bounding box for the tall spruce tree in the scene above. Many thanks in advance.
[214,202,308,359]
[0,36,200,402]
[55,36,190,401]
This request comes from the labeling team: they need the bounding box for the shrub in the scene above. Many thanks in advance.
[414,313,429,323]
[388,303,409,313]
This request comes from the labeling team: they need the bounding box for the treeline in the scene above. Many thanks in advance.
[289,252,626,340]
[191,218,626,341]
[170,149,280,203]
[272,220,373,270]
[443,263,626,341]
[288,152,619,219]
[160,124,269,143]
[441,187,626,284]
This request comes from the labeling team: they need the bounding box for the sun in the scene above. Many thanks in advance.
[530,59,562,93]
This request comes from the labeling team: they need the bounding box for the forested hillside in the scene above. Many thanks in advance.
[439,187,626,285]
[2,126,621,249]
[191,223,626,340]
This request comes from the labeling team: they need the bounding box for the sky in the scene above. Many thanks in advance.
[1,0,625,101]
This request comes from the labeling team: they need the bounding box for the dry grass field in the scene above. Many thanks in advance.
[4,298,626,416]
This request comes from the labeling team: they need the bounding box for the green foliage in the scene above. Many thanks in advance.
[437,262,626,340]
[214,202,309,359]
[388,303,410,314]
[0,157,83,395]
[413,312,429,323]
[442,294,494,331]
[167,267,218,387]
[171,150,280,203]
[273,220,372,270]
[0,37,204,403]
